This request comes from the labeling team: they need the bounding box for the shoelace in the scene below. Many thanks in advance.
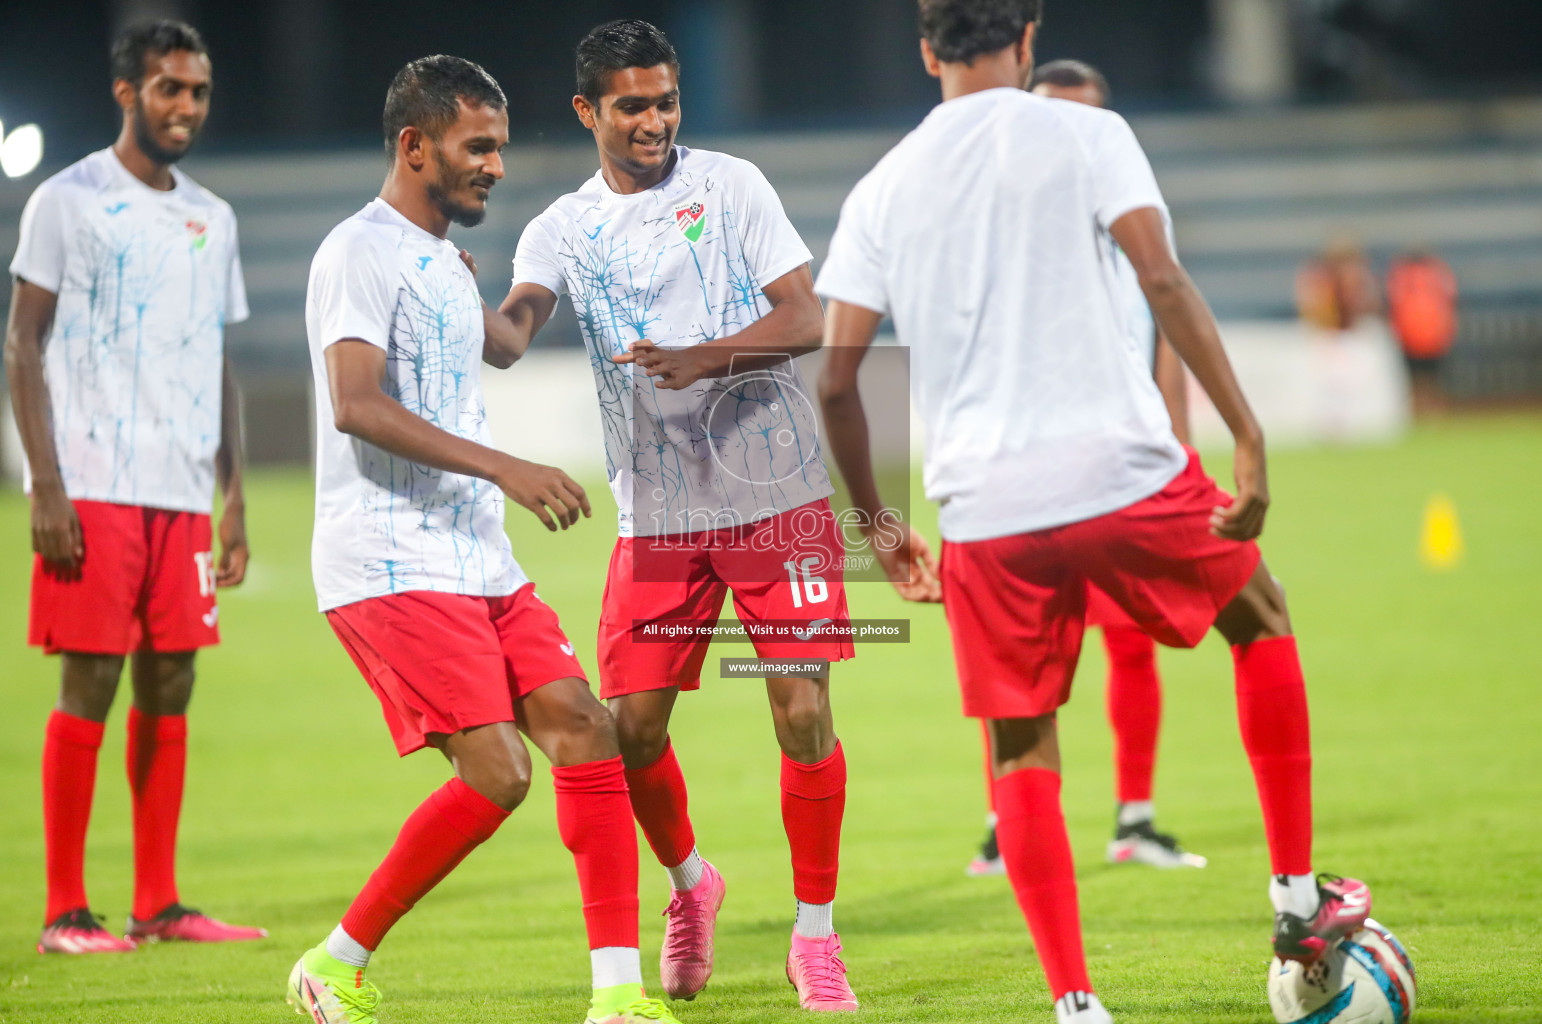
[661,890,709,958]
[620,998,676,1021]
[334,978,383,1017]
[794,945,850,994]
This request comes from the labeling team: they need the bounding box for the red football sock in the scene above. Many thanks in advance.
[780,743,846,905]
[624,740,696,868]
[1103,626,1162,805]
[42,711,105,922]
[993,767,1092,1001]
[340,776,508,950]
[554,756,640,949]
[127,708,186,920]
[1233,635,1313,876]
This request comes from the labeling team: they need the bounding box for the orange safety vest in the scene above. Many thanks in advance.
[1387,258,1458,359]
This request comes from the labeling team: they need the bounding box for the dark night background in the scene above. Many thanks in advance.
[2,0,1540,157]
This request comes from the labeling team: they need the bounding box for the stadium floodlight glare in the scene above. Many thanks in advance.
[1,123,44,179]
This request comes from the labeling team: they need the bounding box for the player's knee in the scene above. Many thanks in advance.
[566,697,619,748]
[1217,570,1293,646]
[613,705,669,765]
[58,654,125,721]
[770,687,833,762]
[464,757,532,812]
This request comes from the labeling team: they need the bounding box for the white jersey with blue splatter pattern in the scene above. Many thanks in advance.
[513,146,833,538]
[305,198,525,612]
[9,148,248,513]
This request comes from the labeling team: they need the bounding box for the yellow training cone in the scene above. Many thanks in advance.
[1420,493,1464,570]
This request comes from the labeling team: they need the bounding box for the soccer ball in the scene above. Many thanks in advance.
[1267,918,1417,1024]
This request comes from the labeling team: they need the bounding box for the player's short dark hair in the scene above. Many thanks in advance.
[575,19,680,103]
[382,55,507,164]
[110,19,208,88]
[918,0,1043,65]
[1031,59,1110,104]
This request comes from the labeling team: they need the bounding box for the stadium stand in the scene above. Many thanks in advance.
[2,95,1540,473]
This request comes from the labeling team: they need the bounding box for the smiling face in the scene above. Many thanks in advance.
[576,63,680,180]
[117,49,212,165]
[421,98,509,228]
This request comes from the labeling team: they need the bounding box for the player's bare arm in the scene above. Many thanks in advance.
[612,264,824,389]
[818,299,941,603]
[490,281,560,369]
[325,338,590,531]
[1111,206,1268,541]
[214,356,248,586]
[3,277,81,568]
[1153,333,1191,445]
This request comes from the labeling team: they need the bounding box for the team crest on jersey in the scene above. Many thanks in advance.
[185,219,208,250]
[674,201,706,243]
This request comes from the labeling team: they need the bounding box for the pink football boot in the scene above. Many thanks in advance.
[659,861,726,1000]
[38,909,136,954]
[786,931,859,1011]
[126,903,268,945]
[1273,874,1372,963]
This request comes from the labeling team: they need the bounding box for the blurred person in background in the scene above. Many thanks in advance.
[965,57,1205,880]
[5,19,265,954]
[1295,237,1381,332]
[1387,247,1458,415]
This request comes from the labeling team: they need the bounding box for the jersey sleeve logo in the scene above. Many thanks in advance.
[185,219,207,249]
[674,201,707,243]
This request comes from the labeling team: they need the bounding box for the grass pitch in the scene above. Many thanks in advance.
[1,414,1539,1023]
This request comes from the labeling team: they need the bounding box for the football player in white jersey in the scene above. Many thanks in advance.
[6,19,264,954]
[817,2,1371,1021]
[284,56,676,1024]
[496,20,858,1011]
[966,59,1205,878]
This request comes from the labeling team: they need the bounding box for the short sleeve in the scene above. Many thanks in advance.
[310,234,396,350]
[1088,112,1167,231]
[814,181,890,317]
[511,216,568,298]
[224,214,250,325]
[729,159,813,289]
[8,181,70,293]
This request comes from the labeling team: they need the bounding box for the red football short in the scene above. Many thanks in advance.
[1085,581,1138,630]
[941,449,1261,720]
[326,584,587,756]
[598,498,854,698]
[29,500,219,655]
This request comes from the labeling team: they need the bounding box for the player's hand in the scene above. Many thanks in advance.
[1212,435,1269,541]
[495,456,592,532]
[31,483,83,570]
[612,340,705,390]
[217,503,249,587]
[869,520,943,603]
[459,249,478,277]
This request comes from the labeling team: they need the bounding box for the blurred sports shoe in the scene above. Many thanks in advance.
[966,823,1006,876]
[1106,820,1207,869]
[585,983,684,1023]
[659,859,725,999]
[127,903,268,944]
[287,944,382,1024]
[37,908,135,954]
[786,931,858,1011]
[1273,873,1372,963]
[1055,990,1113,1024]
